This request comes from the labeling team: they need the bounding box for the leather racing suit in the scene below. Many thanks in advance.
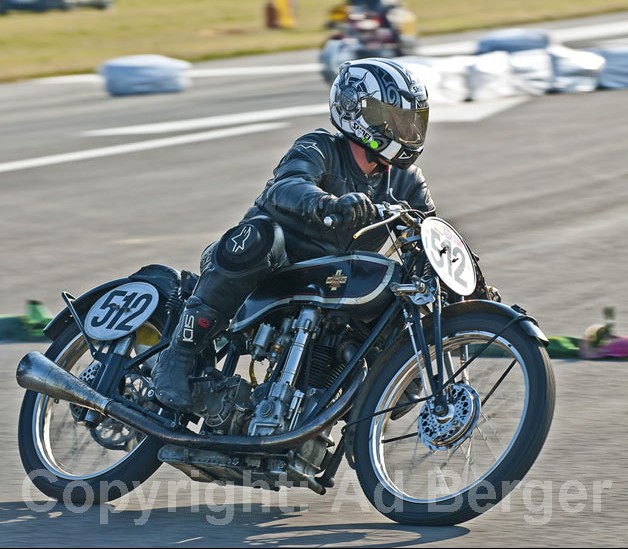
[151,127,437,411]
[195,128,436,319]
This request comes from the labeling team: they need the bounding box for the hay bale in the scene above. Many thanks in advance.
[99,54,191,96]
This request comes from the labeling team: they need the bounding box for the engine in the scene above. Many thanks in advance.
[164,308,362,493]
[244,309,361,436]
[191,372,254,436]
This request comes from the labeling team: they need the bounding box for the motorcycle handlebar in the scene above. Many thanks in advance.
[323,214,341,228]
[324,203,410,233]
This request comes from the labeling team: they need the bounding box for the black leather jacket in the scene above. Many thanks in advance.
[242,129,436,262]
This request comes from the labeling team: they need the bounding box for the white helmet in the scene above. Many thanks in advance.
[329,58,429,169]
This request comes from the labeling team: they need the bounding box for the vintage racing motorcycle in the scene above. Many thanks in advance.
[16,203,555,525]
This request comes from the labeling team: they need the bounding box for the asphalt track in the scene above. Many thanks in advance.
[0,13,627,547]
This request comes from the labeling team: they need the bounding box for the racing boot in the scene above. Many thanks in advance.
[151,296,225,412]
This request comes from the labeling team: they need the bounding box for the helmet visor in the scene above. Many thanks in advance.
[361,96,428,148]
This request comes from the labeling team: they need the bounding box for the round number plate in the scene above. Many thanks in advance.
[421,217,477,296]
[84,282,160,341]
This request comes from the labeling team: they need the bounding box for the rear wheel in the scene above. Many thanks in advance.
[353,310,555,525]
[18,308,168,503]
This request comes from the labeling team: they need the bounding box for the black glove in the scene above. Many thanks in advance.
[317,192,378,230]
[486,285,502,302]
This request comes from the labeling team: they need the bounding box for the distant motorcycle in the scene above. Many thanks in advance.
[17,201,555,525]
[321,5,419,83]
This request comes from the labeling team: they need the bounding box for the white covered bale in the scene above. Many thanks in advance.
[401,55,474,104]
[476,28,551,55]
[508,49,554,95]
[99,55,192,96]
[319,38,361,84]
[548,46,606,93]
[467,51,519,101]
[587,46,628,89]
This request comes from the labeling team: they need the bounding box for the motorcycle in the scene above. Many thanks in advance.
[320,7,419,84]
[16,202,555,525]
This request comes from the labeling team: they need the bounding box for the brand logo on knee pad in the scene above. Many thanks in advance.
[229,225,253,254]
[182,313,195,343]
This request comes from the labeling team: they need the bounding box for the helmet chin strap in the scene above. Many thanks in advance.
[364,145,389,171]
[364,145,381,165]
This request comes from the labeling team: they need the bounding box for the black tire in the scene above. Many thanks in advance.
[353,309,555,525]
[18,304,168,504]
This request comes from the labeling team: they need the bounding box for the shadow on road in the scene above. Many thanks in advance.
[0,500,469,547]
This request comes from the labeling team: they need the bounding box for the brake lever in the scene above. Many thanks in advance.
[324,203,416,237]
[352,210,403,240]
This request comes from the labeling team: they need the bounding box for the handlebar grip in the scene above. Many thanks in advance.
[324,203,408,228]
[323,214,343,228]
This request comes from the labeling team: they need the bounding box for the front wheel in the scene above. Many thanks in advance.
[353,309,555,525]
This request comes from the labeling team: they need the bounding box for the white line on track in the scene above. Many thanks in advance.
[552,19,628,43]
[36,63,325,85]
[417,19,628,56]
[188,63,324,78]
[34,20,628,84]
[0,99,527,174]
[0,122,288,174]
[84,98,528,137]
[83,104,330,136]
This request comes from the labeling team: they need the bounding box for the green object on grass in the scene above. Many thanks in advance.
[547,335,581,358]
[24,300,52,331]
[466,336,582,359]
[0,300,52,342]
[0,300,591,359]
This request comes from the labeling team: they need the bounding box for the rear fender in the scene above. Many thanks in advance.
[43,264,181,340]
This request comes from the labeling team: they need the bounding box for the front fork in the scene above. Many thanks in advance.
[398,277,455,413]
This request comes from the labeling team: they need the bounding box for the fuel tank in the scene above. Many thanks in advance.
[230,252,401,332]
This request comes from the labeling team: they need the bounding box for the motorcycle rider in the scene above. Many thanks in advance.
[151,58,435,412]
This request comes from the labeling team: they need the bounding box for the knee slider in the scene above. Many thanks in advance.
[214,217,277,273]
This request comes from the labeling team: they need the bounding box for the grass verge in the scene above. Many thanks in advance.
[0,0,626,82]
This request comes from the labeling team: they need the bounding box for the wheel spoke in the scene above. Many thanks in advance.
[32,322,163,480]
[369,329,531,504]
[478,422,509,462]
[352,309,554,526]
[481,358,517,406]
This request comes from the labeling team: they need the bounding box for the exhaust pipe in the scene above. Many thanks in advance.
[17,352,112,414]
[16,351,365,453]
